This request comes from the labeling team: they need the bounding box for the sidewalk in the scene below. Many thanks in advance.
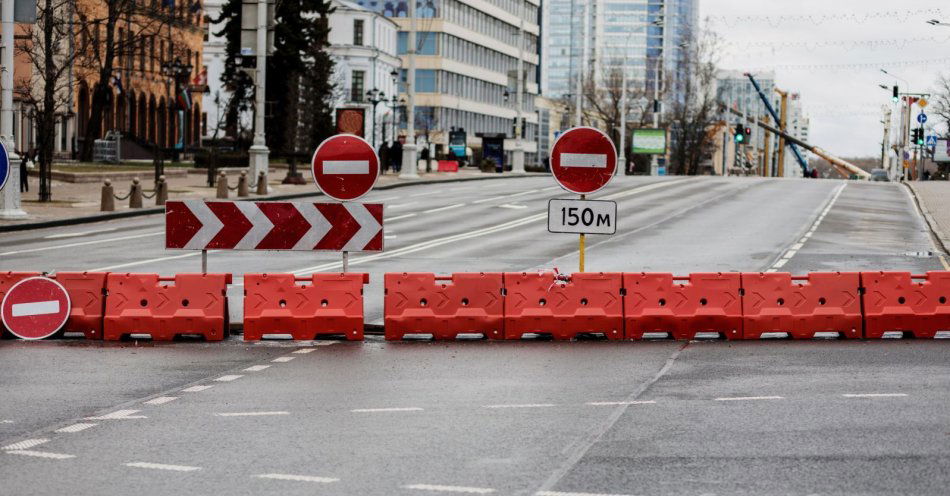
[907,181,950,252]
[1,166,539,228]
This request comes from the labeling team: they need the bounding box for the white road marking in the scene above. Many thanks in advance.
[601,179,690,200]
[772,258,788,268]
[424,203,466,214]
[215,411,290,417]
[91,251,202,272]
[842,393,908,398]
[215,375,243,382]
[410,191,440,197]
[323,160,369,174]
[790,243,804,250]
[482,403,555,409]
[292,348,315,354]
[388,213,417,221]
[244,365,271,372]
[255,473,339,483]
[44,227,119,239]
[770,182,847,270]
[0,420,12,423]
[0,231,162,256]
[389,202,419,210]
[372,195,400,202]
[586,401,656,406]
[351,407,423,413]
[182,385,213,392]
[272,356,295,363]
[783,249,797,259]
[499,203,527,209]
[765,268,777,273]
[6,450,75,459]
[86,409,147,420]
[472,189,540,204]
[561,153,607,168]
[56,423,97,433]
[144,397,179,406]
[404,483,496,494]
[385,234,398,239]
[125,462,201,472]
[714,396,784,401]
[2,438,48,450]
[537,491,634,496]
[11,300,60,317]
[541,186,562,191]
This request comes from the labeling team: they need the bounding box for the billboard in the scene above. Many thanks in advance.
[632,128,667,155]
[935,138,950,163]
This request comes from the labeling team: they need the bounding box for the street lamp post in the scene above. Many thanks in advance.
[161,57,193,168]
[366,88,386,149]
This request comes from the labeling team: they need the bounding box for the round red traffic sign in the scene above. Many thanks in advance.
[311,134,380,201]
[550,126,618,195]
[1,276,71,340]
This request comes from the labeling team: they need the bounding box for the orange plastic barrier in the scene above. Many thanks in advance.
[103,273,231,341]
[504,272,623,340]
[861,271,950,338]
[437,160,459,172]
[742,272,861,339]
[53,272,109,339]
[384,272,504,340]
[243,273,368,341]
[624,273,742,340]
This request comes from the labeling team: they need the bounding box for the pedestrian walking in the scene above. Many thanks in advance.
[390,140,403,173]
[378,142,390,174]
[19,149,30,193]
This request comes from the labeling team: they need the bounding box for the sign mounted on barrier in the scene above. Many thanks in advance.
[1,276,71,340]
[165,200,383,251]
[548,199,617,235]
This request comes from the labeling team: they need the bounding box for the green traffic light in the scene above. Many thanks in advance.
[735,135,744,143]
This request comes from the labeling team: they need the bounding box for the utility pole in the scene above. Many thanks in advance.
[761,114,771,177]
[248,0,270,191]
[400,0,419,178]
[775,88,788,178]
[574,0,587,128]
[511,18,525,174]
[0,0,25,219]
[618,67,627,174]
[881,106,891,177]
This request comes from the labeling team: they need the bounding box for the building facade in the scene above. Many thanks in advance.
[355,0,541,165]
[202,0,231,140]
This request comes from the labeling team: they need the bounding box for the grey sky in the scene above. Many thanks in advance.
[700,0,948,157]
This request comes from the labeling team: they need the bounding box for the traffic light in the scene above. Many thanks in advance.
[734,123,745,143]
[892,85,899,103]
[914,128,925,146]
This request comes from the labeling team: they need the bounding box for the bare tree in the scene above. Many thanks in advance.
[932,73,950,140]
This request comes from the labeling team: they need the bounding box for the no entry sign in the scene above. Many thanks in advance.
[1,276,71,340]
[550,127,617,195]
[311,134,380,201]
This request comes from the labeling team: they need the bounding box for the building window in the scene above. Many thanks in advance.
[353,19,364,45]
[351,70,365,102]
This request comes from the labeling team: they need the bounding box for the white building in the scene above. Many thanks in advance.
[328,0,401,149]
[201,0,230,140]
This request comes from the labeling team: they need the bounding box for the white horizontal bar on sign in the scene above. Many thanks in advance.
[11,300,59,317]
[560,153,607,168]
[324,160,370,174]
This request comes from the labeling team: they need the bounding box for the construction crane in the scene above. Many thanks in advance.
[743,73,871,180]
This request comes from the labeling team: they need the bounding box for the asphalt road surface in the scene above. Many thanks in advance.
[1,175,949,495]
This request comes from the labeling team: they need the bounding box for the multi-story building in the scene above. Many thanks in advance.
[328,0,400,149]
[202,0,230,140]
[354,0,541,165]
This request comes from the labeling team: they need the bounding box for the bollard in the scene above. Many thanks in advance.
[156,175,168,205]
[101,180,115,211]
[256,171,267,195]
[129,178,143,209]
[216,171,229,199]
[237,171,249,197]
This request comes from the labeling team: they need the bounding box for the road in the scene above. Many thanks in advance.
[1,175,949,495]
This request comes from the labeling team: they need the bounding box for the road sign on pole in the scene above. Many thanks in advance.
[550,126,618,195]
[548,199,617,235]
[917,113,928,124]
[0,139,8,191]
[311,134,380,201]
[926,135,937,147]
[1,276,71,340]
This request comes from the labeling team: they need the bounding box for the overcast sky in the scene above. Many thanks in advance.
[700,0,949,157]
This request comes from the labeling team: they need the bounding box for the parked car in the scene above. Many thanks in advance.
[870,169,889,182]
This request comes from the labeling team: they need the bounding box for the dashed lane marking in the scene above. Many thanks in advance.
[125,462,201,472]
[387,213,417,222]
[6,450,75,459]
[586,401,656,406]
[55,423,97,433]
[483,403,555,409]
[389,201,419,209]
[0,420,13,423]
[537,491,634,496]
[292,348,315,354]
[272,356,295,363]
[144,396,179,406]
[768,182,847,271]
[2,438,48,450]
[351,407,423,413]
[472,189,541,204]
[44,227,119,239]
[940,255,950,271]
[182,385,213,392]
[424,203,466,214]
[255,473,339,483]
[404,483,496,494]
[91,251,203,272]
[0,231,162,256]
[244,365,271,372]
[714,396,784,402]
[499,203,528,209]
[86,409,147,420]
[843,393,908,398]
[215,375,243,382]
[215,411,290,417]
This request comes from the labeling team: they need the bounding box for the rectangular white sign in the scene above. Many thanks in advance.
[548,199,617,235]
[323,160,370,174]
[11,300,59,317]
[560,153,607,168]
[935,139,950,163]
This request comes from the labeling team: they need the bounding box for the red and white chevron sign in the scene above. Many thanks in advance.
[165,201,383,251]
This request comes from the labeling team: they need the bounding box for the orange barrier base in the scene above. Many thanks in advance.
[504,272,623,340]
[385,272,504,340]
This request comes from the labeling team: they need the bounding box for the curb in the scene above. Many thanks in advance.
[905,182,950,255]
[0,173,545,233]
